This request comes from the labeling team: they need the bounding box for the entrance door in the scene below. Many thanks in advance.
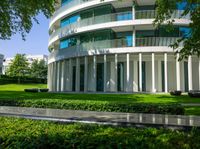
[72,66,76,91]
[184,62,189,92]
[117,62,124,92]
[80,65,84,92]
[96,63,104,91]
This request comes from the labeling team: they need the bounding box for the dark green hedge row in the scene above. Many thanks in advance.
[0,117,200,149]
[0,98,185,115]
[0,75,47,84]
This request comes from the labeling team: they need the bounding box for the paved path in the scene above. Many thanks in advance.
[0,106,200,128]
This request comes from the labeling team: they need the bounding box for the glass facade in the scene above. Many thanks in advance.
[61,0,72,6]
[60,15,80,28]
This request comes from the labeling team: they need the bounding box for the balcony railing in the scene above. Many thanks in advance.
[49,12,132,42]
[136,37,181,47]
[135,10,190,19]
[51,0,95,23]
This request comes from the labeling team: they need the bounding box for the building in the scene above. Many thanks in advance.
[3,55,48,74]
[0,54,4,74]
[48,0,200,93]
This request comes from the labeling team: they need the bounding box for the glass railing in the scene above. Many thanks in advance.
[135,10,190,19]
[51,0,95,23]
[49,12,132,42]
[136,37,181,47]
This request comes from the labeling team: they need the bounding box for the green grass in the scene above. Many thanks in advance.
[0,84,200,115]
[0,117,200,149]
[0,84,47,91]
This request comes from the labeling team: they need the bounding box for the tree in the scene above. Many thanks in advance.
[30,59,48,79]
[0,0,56,40]
[154,0,200,60]
[6,54,30,83]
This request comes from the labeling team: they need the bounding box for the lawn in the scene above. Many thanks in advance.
[0,84,199,115]
[0,117,199,149]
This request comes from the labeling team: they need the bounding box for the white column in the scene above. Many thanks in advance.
[133,60,138,92]
[75,58,80,92]
[93,56,96,92]
[84,56,88,92]
[164,53,168,93]
[61,61,65,92]
[56,62,60,92]
[188,56,193,91]
[126,53,130,92]
[69,59,72,91]
[114,54,118,92]
[104,55,107,92]
[139,53,142,92]
[152,53,155,92]
[199,58,200,90]
[176,53,181,90]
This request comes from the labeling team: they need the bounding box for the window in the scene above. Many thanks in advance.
[60,15,80,28]
[60,37,78,49]
[61,0,73,6]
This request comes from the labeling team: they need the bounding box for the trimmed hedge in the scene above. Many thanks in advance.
[0,117,200,149]
[0,75,47,84]
[188,90,200,98]
[0,96,185,115]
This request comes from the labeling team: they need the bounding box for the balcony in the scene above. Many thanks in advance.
[136,37,181,47]
[49,12,132,43]
[51,0,95,25]
[135,10,190,19]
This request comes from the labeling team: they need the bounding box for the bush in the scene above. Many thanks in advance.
[188,90,200,98]
[39,89,49,92]
[170,90,182,96]
[24,88,39,93]
[0,75,47,84]
[0,117,200,149]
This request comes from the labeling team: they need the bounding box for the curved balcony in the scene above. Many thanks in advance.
[135,10,190,19]
[49,37,180,63]
[49,11,132,46]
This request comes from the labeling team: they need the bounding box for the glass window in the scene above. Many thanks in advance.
[60,39,69,49]
[60,15,80,28]
[116,32,133,47]
[179,27,191,38]
[117,12,132,21]
[176,1,188,10]
[61,0,73,6]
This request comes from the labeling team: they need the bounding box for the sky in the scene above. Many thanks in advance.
[0,13,50,58]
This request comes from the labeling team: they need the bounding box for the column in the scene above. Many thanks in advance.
[93,56,96,92]
[114,54,118,92]
[56,62,60,92]
[133,59,138,92]
[84,56,88,92]
[75,58,80,92]
[104,55,107,92]
[176,53,181,90]
[126,53,130,92]
[61,61,65,92]
[152,53,155,92]
[139,53,142,92]
[164,53,168,93]
[158,60,162,92]
[132,1,135,20]
[199,58,200,90]
[188,56,193,91]
[69,59,72,91]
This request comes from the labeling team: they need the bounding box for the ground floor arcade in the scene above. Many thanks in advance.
[48,53,200,93]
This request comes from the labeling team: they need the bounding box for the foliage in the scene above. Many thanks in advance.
[30,59,47,79]
[0,117,200,149]
[154,0,200,60]
[0,75,47,84]
[0,0,56,40]
[6,54,30,82]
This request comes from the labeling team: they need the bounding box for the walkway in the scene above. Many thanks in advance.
[0,106,200,128]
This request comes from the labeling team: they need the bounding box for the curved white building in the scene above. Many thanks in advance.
[48,0,200,93]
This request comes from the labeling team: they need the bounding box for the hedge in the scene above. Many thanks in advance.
[0,75,47,84]
[0,97,185,115]
[0,117,200,149]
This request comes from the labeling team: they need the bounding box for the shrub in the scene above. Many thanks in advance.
[170,90,182,96]
[39,89,49,92]
[0,117,200,149]
[24,88,39,93]
[188,90,200,98]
